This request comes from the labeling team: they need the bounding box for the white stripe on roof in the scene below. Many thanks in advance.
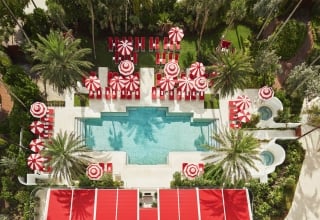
[196,188,201,220]
[43,188,51,220]
[93,188,98,220]
[222,189,226,220]
[177,188,181,220]
[115,188,119,220]
[157,188,160,220]
[69,189,74,220]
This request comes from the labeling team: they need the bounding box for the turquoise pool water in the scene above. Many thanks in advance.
[258,106,273,121]
[260,151,274,166]
[78,107,216,164]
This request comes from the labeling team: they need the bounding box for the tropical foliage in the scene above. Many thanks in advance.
[41,131,92,185]
[203,128,261,185]
[29,30,93,94]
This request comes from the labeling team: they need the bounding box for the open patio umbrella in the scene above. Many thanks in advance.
[164,61,180,78]
[85,75,101,91]
[189,62,205,79]
[27,153,45,171]
[29,139,44,153]
[258,86,274,101]
[118,60,134,76]
[178,76,194,92]
[123,75,140,91]
[109,75,125,91]
[193,76,208,92]
[30,121,44,135]
[158,76,175,91]
[86,163,103,180]
[183,163,199,179]
[117,40,133,56]
[234,95,251,110]
[30,102,48,118]
[237,110,251,123]
[168,27,184,43]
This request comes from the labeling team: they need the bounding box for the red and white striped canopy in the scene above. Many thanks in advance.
[193,76,208,92]
[118,60,135,76]
[86,163,103,180]
[168,27,184,43]
[237,110,251,123]
[117,40,133,56]
[110,75,125,91]
[123,75,140,91]
[30,121,44,134]
[258,86,274,101]
[29,139,44,153]
[85,75,101,91]
[158,76,175,91]
[178,76,194,92]
[189,62,205,79]
[30,102,48,118]
[234,95,251,110]
[27,153,45,171]
[183,163,200,179]
[164,61,180,78]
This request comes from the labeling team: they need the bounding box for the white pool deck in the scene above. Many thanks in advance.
[49,67,298,188]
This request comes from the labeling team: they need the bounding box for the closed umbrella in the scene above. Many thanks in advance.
[117,40,133,56]
[29,139,44,153]
[164,61,180,78]
[258,86,274,101]
[27,153,45,171]
[237,110,251,123]
[158,76,175,91]
[30,102,48,118]
[123,75,140,91]
[86,163,103,180]
[109,75,125,91]
[118,60,135,76]
[85,75,101,91]
[168,27,184,43]
[30,121,44,135]
[178,76,194,92]
[234,95,251,110]
[189,62,205,79]
[193,76,208,92]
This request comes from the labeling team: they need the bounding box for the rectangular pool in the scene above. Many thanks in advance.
[77,107,216,164]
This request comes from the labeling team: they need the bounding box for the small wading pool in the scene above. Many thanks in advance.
[77,107,217,165]
[260,151,274,166]
[258,106,273,121]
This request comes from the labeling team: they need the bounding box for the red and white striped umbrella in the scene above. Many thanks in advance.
[189,62,205,79]
[29,139,44,153]
[158,76,175,91]
[110,75,125,91]
[117,40,133,56]
[118,60,135,76]
[183,163,199,179]
[27,153,45,171]
[86,163,103,180]
[30,121,44,134]
[168,27,184,43]
[30,102,48,118]
[178,76,194,92]
[164,61,180,78]
[85,75,101,91]
[123,75,140,91]
[237,110,251,123]
[193,76,208,92]
[258,86,274,101]
[234,95,251,110]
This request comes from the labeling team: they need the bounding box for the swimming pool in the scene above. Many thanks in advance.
[260,151,274,166]
[77,107,216,164]
[258,106,273,121]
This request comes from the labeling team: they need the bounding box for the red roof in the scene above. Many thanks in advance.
[45,188,252,220]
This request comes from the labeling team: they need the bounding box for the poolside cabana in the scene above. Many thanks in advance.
[44,188,252,220]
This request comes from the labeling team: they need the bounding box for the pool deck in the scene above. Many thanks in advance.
[50,67,297,188]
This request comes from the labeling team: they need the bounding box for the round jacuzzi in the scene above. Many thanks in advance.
[258,106,273,121]
[260,151,274,166]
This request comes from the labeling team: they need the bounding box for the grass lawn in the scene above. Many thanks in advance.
[85,24,252,71]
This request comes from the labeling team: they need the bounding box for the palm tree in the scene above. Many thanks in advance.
[47,2,68,31]
[209,50,254,98]
[29,30,93,95]
[41,131,92,185]
[203,128,261,185]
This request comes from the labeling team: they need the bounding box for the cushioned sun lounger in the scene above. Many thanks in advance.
[105,87,111,100]
[135,89,140,100]
[161,52,167,65]
[163,37,169,50]
[134,36,139,51]
[108,37,113,52]
[149,36,154,52]
[152,87,157,100]
[176,88,182,100]
[169,89,174,100]
[141,37,145,51]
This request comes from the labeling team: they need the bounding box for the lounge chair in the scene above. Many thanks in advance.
[191,89,197,100]
[149,36,154,52]
[168,53,173,62]
[114,36,119,47]
[175,41,181,51]
[155,52,160,65]
[96,88,102,99]
[127,36,133,43]
[176,88,182,100]
[89,90,95,99]
[156,72,162,86]
[134,36,139,51]
[170,40,174,51]
[152,87,157,100]
[105,87,111,100]
[47,108,55,115]
[114,51,119,64]
[44,124,53,131]
[108,37,113,52]
[133,52,138,65]
[229,113,238,121]
[174,53,179,63]
[140,37,145,51]
[111,89,117,99]
[120,88,126,99]
[163,37,169,50]
[199,91,204,100]
[155,37,160,51]
[106,163,113,173]
[161,52,167,65]
[169,90,174,100]
[41,117,54,124]
[135,89,140,100]
[159,88,165,100]
[185,91,190,101]
[127,90,132,99]
[230,121,241,129]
